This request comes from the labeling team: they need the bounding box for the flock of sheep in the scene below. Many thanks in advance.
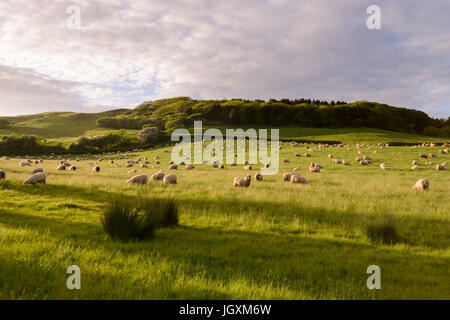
[0,141,448,192]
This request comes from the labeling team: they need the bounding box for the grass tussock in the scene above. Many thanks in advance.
[101,196,178,242]
[365,219,401,245]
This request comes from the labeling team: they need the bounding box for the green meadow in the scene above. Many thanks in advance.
[0,138,449,299]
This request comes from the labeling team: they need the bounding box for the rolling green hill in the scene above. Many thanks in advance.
[0,109,129,139]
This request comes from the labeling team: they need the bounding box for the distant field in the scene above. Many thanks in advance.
[1,112,449,146]
[0,142,448,299]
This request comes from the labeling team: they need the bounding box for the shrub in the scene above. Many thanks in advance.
[137,127,159,144]
[101,196,178,242]
[365,220,400,245]
[423,126,441,137]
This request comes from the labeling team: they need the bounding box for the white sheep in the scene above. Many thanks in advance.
[254,173,263,181]
[127,174,148,185]
[150,170,165,181]
[163,174,177,184]
[56,165,66,171]
[412,178,429,191]
[32,168,44,174]
[436,162,447,171]
[69,166,77,171]
[169,164,178,170]
[380,163,386,170]
[234,175,251,187]
[283,173,292,181]
[290,174,309,184]
[93,166,101,173]
[23,172,46,185]
[244,165,252,170]
[186,164,195,170]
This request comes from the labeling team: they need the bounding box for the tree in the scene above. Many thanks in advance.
[422,126,441,137]
[137,127,159,144]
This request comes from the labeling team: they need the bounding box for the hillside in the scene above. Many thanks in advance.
[0,109,129,139]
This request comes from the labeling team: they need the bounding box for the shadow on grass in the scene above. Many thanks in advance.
[2,180,449,249]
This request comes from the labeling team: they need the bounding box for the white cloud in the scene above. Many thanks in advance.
[0,0,449,117]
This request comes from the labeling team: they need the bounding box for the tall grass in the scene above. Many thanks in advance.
[101,196,178,242]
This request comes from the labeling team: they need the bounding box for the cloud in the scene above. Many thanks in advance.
[0,0,449,117]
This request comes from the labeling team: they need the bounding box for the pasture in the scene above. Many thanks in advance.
[0,142,449,299]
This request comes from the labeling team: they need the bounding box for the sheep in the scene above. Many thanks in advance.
[230,162,237,166]
[342,160,351,166]
[332,159,342,165]
[169,164,178,170]
[293,167,300,171]
[290,174,309,184]
[128,169,137,174]
[264,163,270,168]
[155,160,160,164]
[56,165,66,171]
[425,161,433,166]
[436,162,447,171]
[0,170,5,180]
[363,156,372,161]
[380,163,386,170]
[359,160,369,166]
[254,173,263,181]
[23,172,46,185]
[20,161,31,167]
[93,166,101,173]
[186,164,195,170]
[68,166,77,171]
[419,153,427,159]
[411,164,418,170]
[126,163,134,168]
[140,164,149,168]
[295,153,301,157]
[412,178,429,191]
[150,170,165,181]
[244,165,252,170]
[32,168,44,174]
[163,174,177,184]
[412,160,418,166]
[309,164,320,173]
[218,164,224,169]
[283,173,292,181]
[355,157,363,162]
[328,154,333,159]
[428,153,437,158]
[234,175,251,187]
[127,174,148,185]
[305,153,311,157]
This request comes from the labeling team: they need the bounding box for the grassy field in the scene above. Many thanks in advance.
[1,111,449,146]
[0,140,449,299]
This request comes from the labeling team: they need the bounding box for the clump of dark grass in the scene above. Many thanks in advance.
[365,219,401,245]
[101,196,178,242]
[0,180,11,190]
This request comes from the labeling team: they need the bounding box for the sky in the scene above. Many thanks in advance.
[0,0,449,118]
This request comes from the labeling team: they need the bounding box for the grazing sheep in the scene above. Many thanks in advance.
[283,173,292,181]
[163,174,177,184]
[328,154,333,159]
[428,153,437,158]
[32,168,44,174]
[128,169,137,174]
[23,172,46,185]
[230,162,237,166]
[309,164,320,173]
[0,170,5,180]
[169,164,178,170]
[56,165,66,171]
[155,160,160,164]
[380,163,386,170]
[412,164,419,170]
[412,160,418,166]
[234,175,251,187]
[93,166,100,173]
[254,173,263,181]
[436,162,447,171]
[20,161,31,167]
[68,166,77,171]
[355,157,363,162]
[305,153,311,157]
[359,160,369,166]
[295,153,301,157]
[218,164,224,169]
[342,160,351,166]
[126,163,134,168]
[186,164,195,170]
[412,179,429,191]
[290,174,309,184]
[283,158,290,163]
[293,167,300,171]
[150,170,165,181]
[419,153,427,159]
[169,160,175,165]
[127,174,148,185]
[363,156,371,161]
[244,165,252,170]
[140,164,149,168]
